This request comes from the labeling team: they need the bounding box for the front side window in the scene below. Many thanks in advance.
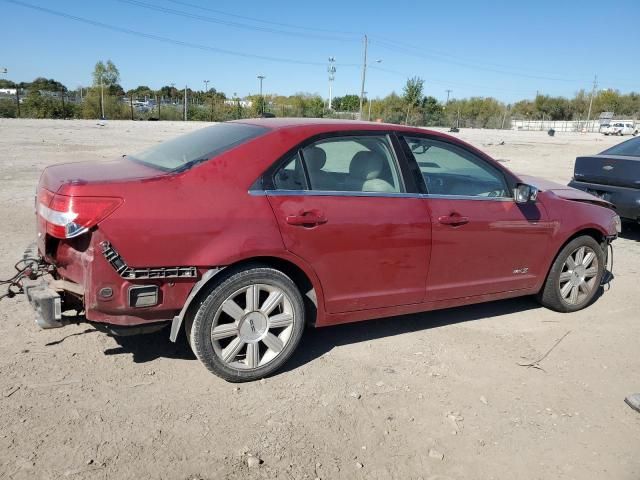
[403,136,509,197]
[273,135,403,193]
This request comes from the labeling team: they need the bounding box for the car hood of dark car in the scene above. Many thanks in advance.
[518,174,614,209]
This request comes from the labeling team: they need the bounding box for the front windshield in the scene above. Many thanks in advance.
[128,123,268,171]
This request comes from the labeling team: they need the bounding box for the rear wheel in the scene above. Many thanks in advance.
[187,266,305,382]
[537,235,605,312]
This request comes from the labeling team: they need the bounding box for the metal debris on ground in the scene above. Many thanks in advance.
[518,330,572,371]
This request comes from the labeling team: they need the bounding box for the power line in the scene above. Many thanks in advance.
[116,0,359,42]
[367,65,535,96]
[4,0,360,68]
[369,37,588,83]
[166,0,361,37]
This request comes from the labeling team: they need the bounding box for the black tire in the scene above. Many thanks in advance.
[536,235,605,313]
[187,266,305,382]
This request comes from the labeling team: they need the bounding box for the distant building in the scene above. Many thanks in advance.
[0,88,17,95]
[224,99,253,108]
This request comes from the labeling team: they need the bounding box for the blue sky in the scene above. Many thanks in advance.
[1,0,638,103]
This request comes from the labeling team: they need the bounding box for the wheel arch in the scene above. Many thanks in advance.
[169,254,323,342]
[538,226,608,294]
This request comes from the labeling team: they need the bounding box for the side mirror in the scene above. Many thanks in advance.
[514,183,538,204]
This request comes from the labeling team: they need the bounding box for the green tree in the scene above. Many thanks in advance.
[92,60,120,87]
[403,76,424,125]
[332,94,359,112]
[0,98,17,118]
[28,77,67,93]
[420,96,444,125]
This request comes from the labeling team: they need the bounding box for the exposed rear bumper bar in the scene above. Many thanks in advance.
[23,279,65,329]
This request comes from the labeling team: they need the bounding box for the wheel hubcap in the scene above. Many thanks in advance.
[558,246,599,305]
[210,283,295,370]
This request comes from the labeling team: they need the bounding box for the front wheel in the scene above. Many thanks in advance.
[187,266,305,382]
[537,236,605,312]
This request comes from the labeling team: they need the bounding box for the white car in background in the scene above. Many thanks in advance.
[603,122,638,136]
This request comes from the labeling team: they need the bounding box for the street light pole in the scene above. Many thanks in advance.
[204,79,209,93]
[257,75,266,114]
[328,57,336,110]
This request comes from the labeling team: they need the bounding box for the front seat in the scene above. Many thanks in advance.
[348,151,396,192]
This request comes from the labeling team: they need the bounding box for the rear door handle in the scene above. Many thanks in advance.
[438,213,469,226]
[286,211,328,227]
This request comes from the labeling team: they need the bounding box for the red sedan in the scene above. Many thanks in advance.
[27,119,620,381]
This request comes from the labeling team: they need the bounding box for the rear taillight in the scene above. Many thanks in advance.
[38,189,122,239]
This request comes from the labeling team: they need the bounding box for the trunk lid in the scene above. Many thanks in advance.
[573,155,640,189]
[36,157,166,256]
[39,157,164,194]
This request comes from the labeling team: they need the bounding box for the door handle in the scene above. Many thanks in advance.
[438,213,469,226]
[286,211,328,227]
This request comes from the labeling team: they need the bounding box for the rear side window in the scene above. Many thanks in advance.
[128,123,267,171]
[273,135,403,193]
[601,137,640,157]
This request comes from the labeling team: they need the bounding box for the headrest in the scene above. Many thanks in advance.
[304,147,326,171]
[349,151,383,180]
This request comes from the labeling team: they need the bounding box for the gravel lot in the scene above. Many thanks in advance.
[1,119,639,480]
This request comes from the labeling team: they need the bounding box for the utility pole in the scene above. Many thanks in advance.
[445,89,452,104]
[204,79,209,93]
[15,87,20,118]
[359,34,368,120]
[328,57,336,110]
[257,75,265,114]
[586,75,598,132]
[184,85,187,121]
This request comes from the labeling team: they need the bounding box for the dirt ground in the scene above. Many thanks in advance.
[0,119,639,480]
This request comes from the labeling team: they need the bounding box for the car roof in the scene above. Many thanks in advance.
[229,117,439,135]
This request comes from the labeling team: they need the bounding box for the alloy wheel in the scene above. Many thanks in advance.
[558,245,599,305]
[210,283,295,369]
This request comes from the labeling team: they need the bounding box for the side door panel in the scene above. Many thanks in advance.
[263,132,432,315]
[398,134,554,302]
[268,194,431,313]
[425,198,552,301]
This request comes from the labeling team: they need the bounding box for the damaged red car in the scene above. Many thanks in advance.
[24,119,620,381]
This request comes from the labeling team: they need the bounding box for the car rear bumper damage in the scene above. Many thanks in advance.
[23,278,64,329]
[20,237,208,335]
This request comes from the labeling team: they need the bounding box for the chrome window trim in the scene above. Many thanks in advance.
[250,189,514,202]
[422,194,514,202]
[253,189,421,199]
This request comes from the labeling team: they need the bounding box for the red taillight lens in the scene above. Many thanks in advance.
[38,190,122,239]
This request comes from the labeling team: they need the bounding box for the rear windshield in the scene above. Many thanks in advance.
[128,123,268,171]
[601,137,640,157]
